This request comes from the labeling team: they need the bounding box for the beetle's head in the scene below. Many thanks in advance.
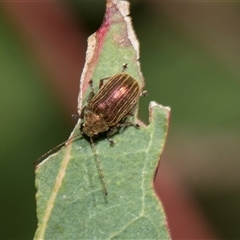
[82,111,108,137]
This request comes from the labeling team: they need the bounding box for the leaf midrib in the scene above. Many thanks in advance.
[37,144,73,239]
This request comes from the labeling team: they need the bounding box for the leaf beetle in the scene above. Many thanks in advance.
[73,64,147,195]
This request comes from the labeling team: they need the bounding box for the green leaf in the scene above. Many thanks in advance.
[34,0,171,239]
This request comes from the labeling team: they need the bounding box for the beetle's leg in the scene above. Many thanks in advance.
[71,105,87,120]
[106,120,140,146]
[125,112,134,117]
[71,113,79,119]
[99,77,110,89]
[117,122,141,129]
[140,90,148,97]
[88,79,95,102]
[98,63,128,88]
[109,121,140,144]
[107,137,115,146]
[122,63,127,72]
[106,127,119,146]
[72,80,93,119]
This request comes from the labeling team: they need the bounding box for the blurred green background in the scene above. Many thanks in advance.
[1,1,240,239]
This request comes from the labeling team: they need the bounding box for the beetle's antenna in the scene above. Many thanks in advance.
[34,134,80,165]
[90,137,108,196]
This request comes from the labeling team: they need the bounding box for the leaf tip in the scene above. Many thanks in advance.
[148,101,171,132]
[149,101,171,115]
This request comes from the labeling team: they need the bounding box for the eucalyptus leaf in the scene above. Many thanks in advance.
[34,1,170,239]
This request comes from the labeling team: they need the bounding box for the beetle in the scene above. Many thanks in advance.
[73,65,147,195]
[79,72,146,144]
